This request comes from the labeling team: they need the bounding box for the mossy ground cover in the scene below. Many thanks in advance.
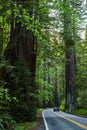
[14,122,37,130]
[72,109,87,117]
[14,108,44,130]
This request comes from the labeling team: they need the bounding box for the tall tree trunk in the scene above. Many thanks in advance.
[54,67,59,106]
[0,19,3,57]
[25,30,37,120]
[43,59,46,108]
[65,43,77,112]
[63,0,77,112]
[5,0,38,121]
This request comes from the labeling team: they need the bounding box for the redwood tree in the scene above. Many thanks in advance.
[5,0,38,121]
[63,0,77,112]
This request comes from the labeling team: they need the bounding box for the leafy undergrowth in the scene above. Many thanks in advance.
[72,109,87,117]
[14,122,37,130]
[14,108,44,130]
[0,113,16,130]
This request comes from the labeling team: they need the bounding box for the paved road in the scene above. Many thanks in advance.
[43,109,87,130]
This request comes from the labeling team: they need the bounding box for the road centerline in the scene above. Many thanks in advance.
[52,110,87,130]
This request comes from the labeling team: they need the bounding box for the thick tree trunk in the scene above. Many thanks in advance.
[63,0,77,112]
[15,25,37,120]
[65,42,77,112]
[25,30,37,120]
[5,1,37,120]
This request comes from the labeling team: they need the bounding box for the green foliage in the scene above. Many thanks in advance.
[0,87,11,110]
[8,60,32,121]
[76,31,87,110]
[72,109,87,116]
[0,59,18,113]
[77,89,87,109]
[11,60,30,91]
[0,58,32,121]
[59,100,65,111]
[0,113,16,130]
[76,42,87,91]
[14,122,37,130]
[0,118,4,130]
[36,75,54,107]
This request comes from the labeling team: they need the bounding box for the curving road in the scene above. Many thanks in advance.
[43,109,87,130]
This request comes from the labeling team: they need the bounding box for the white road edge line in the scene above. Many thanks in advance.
[42,110,49,130]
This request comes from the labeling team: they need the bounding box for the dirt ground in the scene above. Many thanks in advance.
[33,110,45,130]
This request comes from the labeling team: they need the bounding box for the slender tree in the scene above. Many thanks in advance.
[54,66,59,106]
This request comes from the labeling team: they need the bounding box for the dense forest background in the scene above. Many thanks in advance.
[0,0,87,129]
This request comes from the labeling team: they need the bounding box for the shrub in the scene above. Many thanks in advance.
[0,113,16,130]
[77,89,87,109]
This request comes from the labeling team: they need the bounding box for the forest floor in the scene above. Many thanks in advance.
[14,109,45,130]
[33,109,45,130]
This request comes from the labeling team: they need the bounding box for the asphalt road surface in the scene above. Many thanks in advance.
[43,109,87,130]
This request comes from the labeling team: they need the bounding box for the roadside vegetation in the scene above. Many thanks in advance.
[14,122,37,130]
[72,109,87,118]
